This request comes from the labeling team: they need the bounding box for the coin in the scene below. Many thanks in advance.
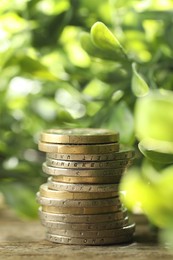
[39,207,127,223]
[46,158,131,169]
[41,218,129,231]
[39,184,119,199]
[40,128,119,144]
[42,205,122,214]
[36,193,121,207]
[42,162,126,177]
[45,220,135,238]
[47,149,135,161]
[38,141,119,154]
[48,178,119,192]
[46,233,134,245]
[51,175,122,184]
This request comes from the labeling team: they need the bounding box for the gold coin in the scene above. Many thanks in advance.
[46,158,131,169]
[40,128,119,144]
[46,233,134,245]
[39,207,128,223]
[51,175,121,184]
[38,141,119,154]
[37,192,121,208]
[42,205,122,214]
[47,149,135,161]
[42,162,126,177]
[39,184,119,199]
[48,178,119,192]
[42,217,129,231]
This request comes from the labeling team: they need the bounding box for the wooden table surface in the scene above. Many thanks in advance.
[0,209,173,260]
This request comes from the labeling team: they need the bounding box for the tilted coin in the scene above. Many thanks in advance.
[46,157,131,169]
[48,178,119,193]
[36,192,121,207]
[38,141,119,154]
[46,233,134,245]
[41,217,129,231]
[47,223,135,238]
[40,128,119,144]
[39,207,128,223]
[51,175,122,184]
[42,205,122,214]
[47,149,135,161]
[42,162,126,177]
[39,183,119,200]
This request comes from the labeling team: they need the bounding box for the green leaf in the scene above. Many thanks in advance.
[80,32,122,61]
[120,166,173,228]
[131,63,149,97]
[10,55,57,81]
[91,21,123,51]
[138,138,173,164]
[135,90,173,142]
[90,22,129,62]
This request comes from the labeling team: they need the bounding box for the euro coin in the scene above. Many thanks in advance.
[47,223,135,237]
[40,128,119,144]
[36,193,121,208]
[48,178,119,192]
[46,158,131,169]
[42,205,122,214]
[46,232,134,245]
[39,207,128,223]
[42,162,125,177]
[51,175,122,184]
[39,184,119,199]
[38,141,119,154]
[46,149,135,161]
[41,218,129,231]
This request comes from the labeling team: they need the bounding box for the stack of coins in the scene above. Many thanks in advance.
[37,128,135,245]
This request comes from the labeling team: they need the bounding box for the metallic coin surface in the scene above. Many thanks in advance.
[47,149,135,161]
[38,141,119,154]
[46,233,134,245]
[46,158,131,169]
[40,128,119,144]
[51,175,122,184]
[47,223,135,238]
[42,218,129,231]
[39,184,119,199]
[39,207,127,223]
[42,205,122,214]
[42,163,126,177]
[36,193,121,207]
[48,178,119,193]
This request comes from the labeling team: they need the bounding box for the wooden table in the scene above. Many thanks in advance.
[0,209,173,260]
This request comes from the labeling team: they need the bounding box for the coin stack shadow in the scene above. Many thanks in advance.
[37,128,135,245]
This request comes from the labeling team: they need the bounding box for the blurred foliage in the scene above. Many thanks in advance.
[1,0,173,246]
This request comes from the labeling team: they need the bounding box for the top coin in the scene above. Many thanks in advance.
[40,128,119,144]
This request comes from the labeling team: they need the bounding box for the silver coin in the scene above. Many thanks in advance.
[46,158,131,169]
[41,217,129,231]
[47,150,135,161]
[46,232,134,245]
[39,207,128,223]
[36,193,121,208]
[47,223,135,238]
[48,178,119,192]
[42,162,126,177]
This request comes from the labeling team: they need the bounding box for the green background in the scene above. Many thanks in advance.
[1,0,173,246]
